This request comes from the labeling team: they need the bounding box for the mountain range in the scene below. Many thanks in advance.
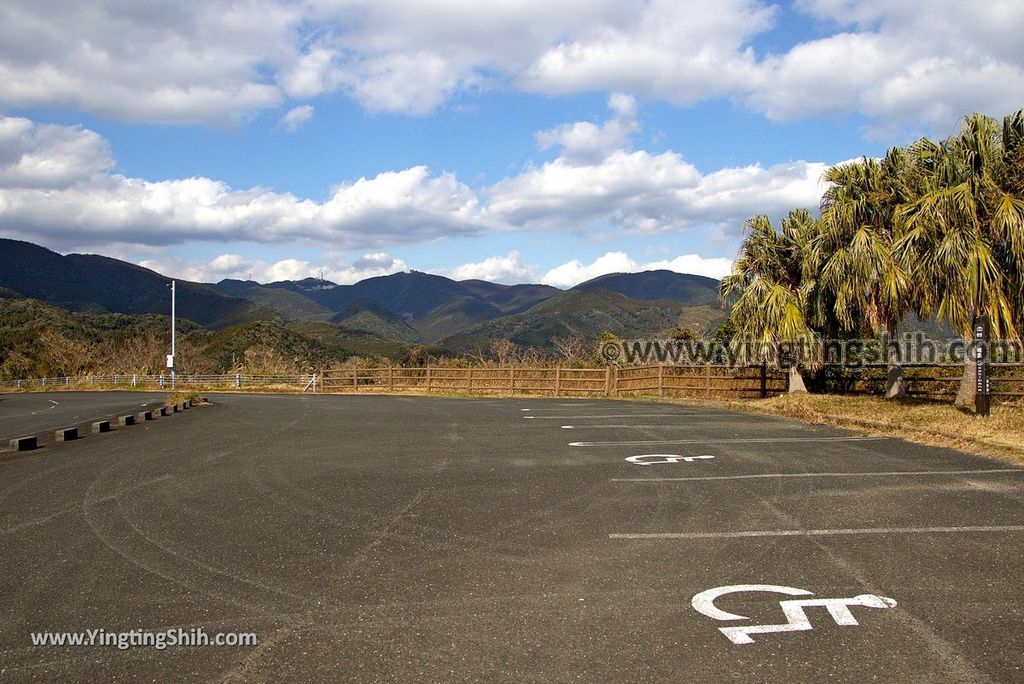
[0,236,729,370]
[0,238,724,357]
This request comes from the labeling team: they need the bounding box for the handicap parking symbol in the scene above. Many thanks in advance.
[625,454,715,466]
[691,584,897,644]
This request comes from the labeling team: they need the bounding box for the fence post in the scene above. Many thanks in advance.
[555,367,561,397]
[312,373,317,393]
[468,367,474,393]
[388,366,394,391]
[658,364,664,397]
[235,373,241,389]
[705,364,712,397]
[426,366,432,392]
[604,367,612,397]
[132,374,137,387]
[760,362,768,398]
[159,373,164,388]
[352,369,357,390]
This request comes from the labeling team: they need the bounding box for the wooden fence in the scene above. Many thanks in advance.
[319,363,1024,400]
[7,363,1020,401]
[814,363,1024,399]
[320,364,788,399]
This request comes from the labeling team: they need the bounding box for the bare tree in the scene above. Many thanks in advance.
[550,335,588,361]
[489,338,520,365]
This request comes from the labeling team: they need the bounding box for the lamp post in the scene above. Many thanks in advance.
[168,280,176,390]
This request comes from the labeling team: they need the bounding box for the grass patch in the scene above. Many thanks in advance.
[723,393,1024,464]
[166,389,203,406]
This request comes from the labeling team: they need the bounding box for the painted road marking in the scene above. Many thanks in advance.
[611,468,1024,482]
[610,525,1024,539]
[625,454,715,466]
[559,424,722,430]
[519,405,602,410]
[691,585,897,645]
[523,414,694,420]
[570,436,886,447]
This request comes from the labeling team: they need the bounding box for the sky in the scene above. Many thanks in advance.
[0,0,1021,288]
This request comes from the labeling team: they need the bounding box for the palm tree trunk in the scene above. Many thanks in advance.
[954,307,982,410]
[883,325,906,399]
[788,365,808,393]
[954,351,976,409]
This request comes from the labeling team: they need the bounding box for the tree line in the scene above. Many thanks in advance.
[721,109,1024,407]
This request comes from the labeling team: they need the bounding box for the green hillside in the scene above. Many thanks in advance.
[0,239,265,329]
[573,269,719,305]
[442,288,706,350]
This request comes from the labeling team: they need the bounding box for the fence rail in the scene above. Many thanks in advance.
[3,363,1023,400]
[815,363,1024,398]
[0,373,318,391]
[317,364,789,399]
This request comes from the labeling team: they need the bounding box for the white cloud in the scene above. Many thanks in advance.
[278,105,314,133]
[644,254,734,279]
[437,251,538,284]
[520,0,773,104]
[0,116,495,251]
[0,0,294,125]
[0,117,112,188]
[542,252,638,288]
[489,98,828,237]
[749,0,1024,136]
[0,110,833,255]
[0,1,1018,132]
[541,251,733,288]
[535,93,639,164]
[139,247,731,288]
[139,251,408,285]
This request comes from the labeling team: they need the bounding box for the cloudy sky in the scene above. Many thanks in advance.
[0,1,1020,287]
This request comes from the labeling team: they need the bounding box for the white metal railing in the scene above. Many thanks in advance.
[0,373,319,391]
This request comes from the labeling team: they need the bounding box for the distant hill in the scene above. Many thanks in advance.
[288,271,505,340]
[0,239,264,329]
[459,280,560,314]
[213,279,333,322]
[221,269,722,343]
[573,269,719,305]
[443,288,709,350]
[0,238,737,364]
[329,300,422,342]
[201,320,336,371]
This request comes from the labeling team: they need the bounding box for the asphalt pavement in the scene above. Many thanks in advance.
[0,392,167,442]
[0,392,1021,682]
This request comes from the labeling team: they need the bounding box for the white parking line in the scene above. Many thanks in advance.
[611,468,1024,482]
[610,525,1024,539]
[519,405,602,410]
[570,436,886,447]
[523,414,699,420]
[559,422,723,429]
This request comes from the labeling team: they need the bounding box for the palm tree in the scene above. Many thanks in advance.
[720,209,822,389]
[817,149,916,397]
[895,110,1024,409]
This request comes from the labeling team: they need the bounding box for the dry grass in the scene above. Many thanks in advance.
[165,389,203,406]
[720,393,1024,464]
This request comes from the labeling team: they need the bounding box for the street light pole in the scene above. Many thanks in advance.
[169,280,176,390]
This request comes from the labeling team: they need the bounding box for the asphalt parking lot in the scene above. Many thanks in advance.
[0,392,166,443]
[1,393,1022,682]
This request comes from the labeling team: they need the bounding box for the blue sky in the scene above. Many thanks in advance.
[0,0,1020,286]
